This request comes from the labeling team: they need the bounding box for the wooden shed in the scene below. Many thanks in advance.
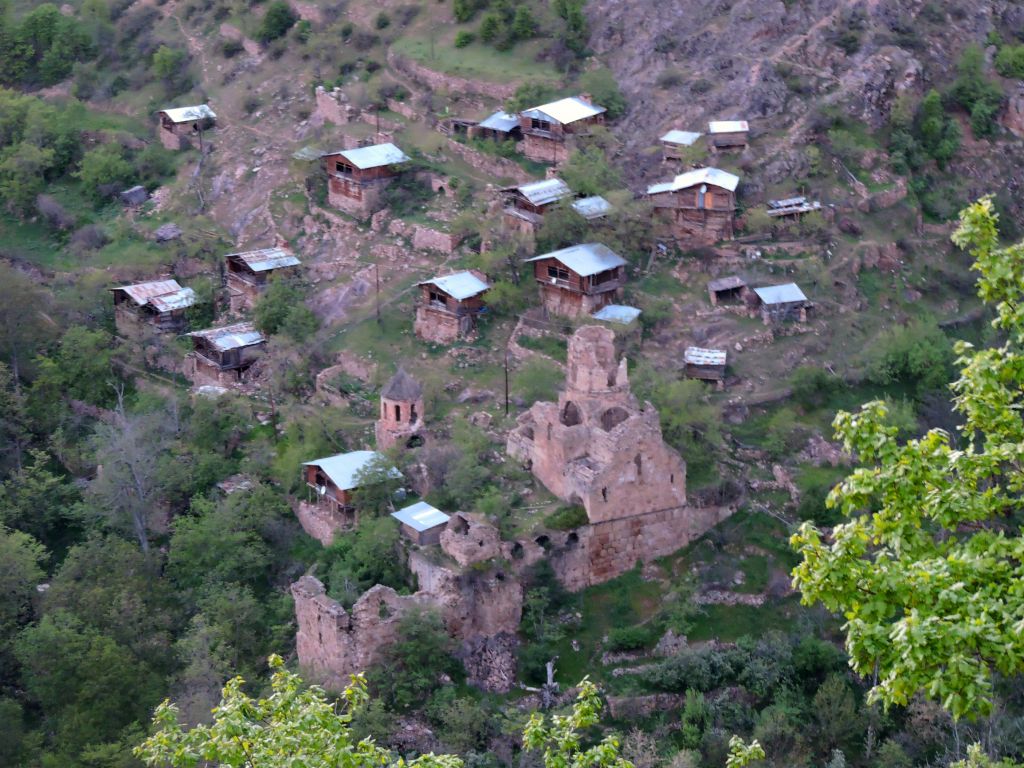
[391,501,450,545]
[185,322,266,387]
[706,120,749,151]
[156,104,216,150]
[752,283,810,325]
[707,275,747,306]
[660,129,703,162]
[501,177,572,236]
[110,279,196,336]
[225,246,302,311]
[303,450,401,529]
[684,346,727,388]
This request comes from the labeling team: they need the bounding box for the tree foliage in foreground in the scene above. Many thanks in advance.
[792,197,1024,720]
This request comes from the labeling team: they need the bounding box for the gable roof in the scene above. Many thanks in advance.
[753,283,807,305]
[159,105,216,123]
[478,110,520,132]
[112,279,197,312]
[303,450,400,492]
[391,501,450,532]
[521,96,606,125]
[592,304,642,324]
[381,367,423,401]
[187,322,266,351]
[508,178,572,206]
[525,243,627,277]
[572,195,612,220]
[226,247,302,272]
[708,275,746,292]
[327,143,410,170]
[708,120,749,134]
[660,129,702,146]
[646,167,741,195]
[417,271,490,301]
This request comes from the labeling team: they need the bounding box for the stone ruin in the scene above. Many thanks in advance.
[375,367,424,450]
[508,325,687,523]
[292,513,522,693]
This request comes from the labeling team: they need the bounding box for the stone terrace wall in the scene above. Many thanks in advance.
[294,500,349,546]
[387,50,518,99]
[444,139,533,184]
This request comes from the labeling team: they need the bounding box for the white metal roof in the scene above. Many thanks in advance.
[592,304,642,324]
[708,120,748,134]
[526,243,627,277]
[148,287,197,312]
[391,501,450,532]
[159,104,216,123]
[303,450,401,492]
[330,143,410,170]
[478,111,520,132]
[572,195,612,219]
[513,178,572,206]
[188,322,266,351]
[684,346,727,366]
[660,129,702,146]
[753,283,807,305]
[227,247,302,272]
[112,279,185,306]
[646,167,740,195]
[521,96,606,125]
[417,271,490,301]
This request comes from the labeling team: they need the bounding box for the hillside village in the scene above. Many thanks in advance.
[4,0,1024,766]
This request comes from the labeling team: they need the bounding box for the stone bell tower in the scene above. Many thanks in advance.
[375,367,424,450]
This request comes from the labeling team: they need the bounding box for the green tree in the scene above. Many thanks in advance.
[792,197,1024,719]
[369,607,457,710]
[76,143,132,201]
[0,449,79,540]
[254,277,315,337]
[915,89,960,168]
[506,80,558,113]
[0,141,54,214]
[479,12,502,43]
[258,0,298,42]
[0,526,45,648]
[511,5,536,39]
[579,67,626,119]
[864,317,953,396]
[33,325,116,405]
[995,45,1024,79]
[151,44,189,94]
[949,45,1004,138]
[560,145,622,197]
[349,452,402,515]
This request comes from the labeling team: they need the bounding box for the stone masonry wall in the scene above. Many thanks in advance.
[387,50,518,99]
[294,500,349,546]
[444,140,533,184]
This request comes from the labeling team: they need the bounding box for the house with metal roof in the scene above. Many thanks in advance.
[572,195,612,220]
[473,110,522,142]
[660,130,703,162]
[706,120,749,150]
[525,243,627,318]
[321,142,411,218]
[414,270,491,344]
[518,95,607,164]
[501,178,573,236]
[684,346,728,387]
[752,283,810,325]
[225,246,302,311]
[391,501,450,545]
[185,322,266,388]
[110,279,197,335]
[156,104,216,150]
[647,167,741,246]
[300,450,401,531]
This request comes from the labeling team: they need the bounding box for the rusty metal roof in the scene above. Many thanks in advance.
[111,279,196,312]
[684,346,727,366]
[148,287,197,312]
[188,322,266,351]
[226,247,302,272]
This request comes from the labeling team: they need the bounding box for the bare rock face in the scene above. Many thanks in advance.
[1004,84,1024,139]
[458,632,519,693]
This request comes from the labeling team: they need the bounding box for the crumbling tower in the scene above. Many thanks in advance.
[375,367,424,450]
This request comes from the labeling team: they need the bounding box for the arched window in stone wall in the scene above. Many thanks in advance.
[561,400,581,426]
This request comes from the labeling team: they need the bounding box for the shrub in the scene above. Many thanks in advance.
[36,194,75,230]
[948,44,1004,137]
[479,13,502,43]
[545,505,586,530]
[656,68,684,89]
[374,12,390,29]
[258,0,297,41]
[454,30,474,48]
[790,366,843,409]
[221,38,244,57]
[691,79,712,94]
[995,44,1024,79]
[606,625,655,652]
[865,318,953,395]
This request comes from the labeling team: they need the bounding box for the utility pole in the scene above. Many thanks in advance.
[375,261,381,326]
[504,347,510,415]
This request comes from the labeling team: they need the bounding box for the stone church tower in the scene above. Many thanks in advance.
[375,367,424,450]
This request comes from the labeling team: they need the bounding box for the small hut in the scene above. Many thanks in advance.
[391,501,450,545]
[501,178,572,236]
[185,322,266,387]
[156,104,216,150]
[225,246,302,311]
[660,129,703,162]
[525,242,627,318]
[572,195,613,220]
[684,346,727,388]
[752,283,810,324]
[302,450,400,528]
[706,120,749,151]
[414,271,490,344]
[707,275,748,306]
[110,279,196,336]
[519,95,606,164]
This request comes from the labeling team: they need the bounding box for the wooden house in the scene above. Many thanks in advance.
[225,246,302,311]
[471,110,522,142]
[322,142,410,218]
[156,104,216,150]
[302,450,400,529]
[647,167,740,246]
[706,120,749,151]
[660,130,703,162]
[110,279,196,337]
[185,322,266,387]
[707,275,747,306]
[501,177,572,236]
[752,283,810,325]
[525,242,627,318]
[684,346,727,389]
[518,95,606,164]
[414,270,490,344]
[391,501,450,545]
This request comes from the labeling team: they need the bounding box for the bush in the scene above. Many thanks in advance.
[545,505,586,530]
[579,67,626,119]
[454,30,475,47]
[606,625,655,652]
[865,318,953,395]
[479,13,502,43]
[258,0,297,42]
[995,44,1024,79]
[374,12,390,29]
[221,38,244,57]
[790,366,844,409]
[656,68,684,89]
[948,45,1004,137]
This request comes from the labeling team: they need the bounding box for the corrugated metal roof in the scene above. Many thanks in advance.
[159,104,216,123]
[685,346,727,366]
[417,271,490,301]
[227,247,302,272]
[391,500,450,532]
[768,196,808,209]
[660,129,702,146]
[188,322,266,351]
[478,110,520,132]
[526,243,627,277]
[572,195,612,220]
[149,287,197,312]
[753,283,807,305]
[708,120,748,134]
[708,275,746,292]
[646,167,741,195]
[514,178,571,206]
[521,96,606,125]
[303,450,400,492]
[330,143,410,170]
[112,279,186,306]
[592,304,642,324]
[292,146,324,161]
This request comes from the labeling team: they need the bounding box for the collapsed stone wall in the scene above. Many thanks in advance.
[294,500,348,546]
